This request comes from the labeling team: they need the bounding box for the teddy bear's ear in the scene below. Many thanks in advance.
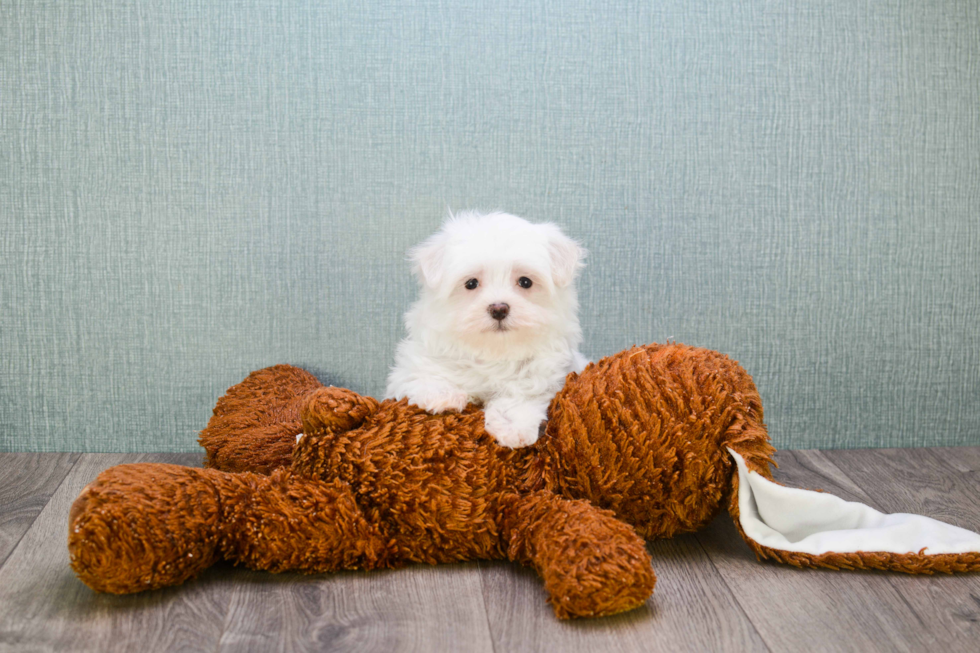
[543,224,587,288]
[409,230,448,289]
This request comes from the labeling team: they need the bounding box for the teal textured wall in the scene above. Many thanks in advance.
[2,1,979,452]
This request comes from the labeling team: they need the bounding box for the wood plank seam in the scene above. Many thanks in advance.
[690,535,774,653]
[209,566,239,653]
[475,561,500,653]
[0,453,81,570]
[804,451,939,631]
[821,447,980,648]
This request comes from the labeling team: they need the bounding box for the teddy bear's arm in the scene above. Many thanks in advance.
[501,491,656,619]
[68,463,396,594]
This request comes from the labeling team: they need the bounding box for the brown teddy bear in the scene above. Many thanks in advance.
[67,343,980,619]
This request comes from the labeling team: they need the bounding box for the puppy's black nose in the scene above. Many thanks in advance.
[488,303,510,321]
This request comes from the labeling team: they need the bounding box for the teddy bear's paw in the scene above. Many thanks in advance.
[507,492,656,619]
[544,525,656,619]
[301,387,380,435]
[548,555,656,619]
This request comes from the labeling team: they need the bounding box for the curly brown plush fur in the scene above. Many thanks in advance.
[66,343,977,619]
[199,364,321,473]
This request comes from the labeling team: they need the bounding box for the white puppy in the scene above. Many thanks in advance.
[385,211,588,448]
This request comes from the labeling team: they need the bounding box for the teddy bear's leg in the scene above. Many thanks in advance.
[299,385,381,436]
[502,491,656,619]
[69,463,394,594]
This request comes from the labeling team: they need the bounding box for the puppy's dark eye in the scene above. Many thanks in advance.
[517,277,533,289]
[464,278,479,290]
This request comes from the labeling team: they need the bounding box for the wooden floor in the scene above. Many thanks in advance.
[0,448,978,652]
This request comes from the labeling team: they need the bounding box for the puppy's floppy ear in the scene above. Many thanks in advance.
[409,231,448,288]
[543,224,587,287]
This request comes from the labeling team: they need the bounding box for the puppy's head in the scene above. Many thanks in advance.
[407,211,586,359]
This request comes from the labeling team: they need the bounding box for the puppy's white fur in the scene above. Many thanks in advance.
[385,211,588,448]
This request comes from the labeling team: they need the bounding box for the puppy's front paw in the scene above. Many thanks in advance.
[410,387,470,414]
[483,403,544,448]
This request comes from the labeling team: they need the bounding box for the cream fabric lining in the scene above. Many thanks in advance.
[728,448,980,555]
